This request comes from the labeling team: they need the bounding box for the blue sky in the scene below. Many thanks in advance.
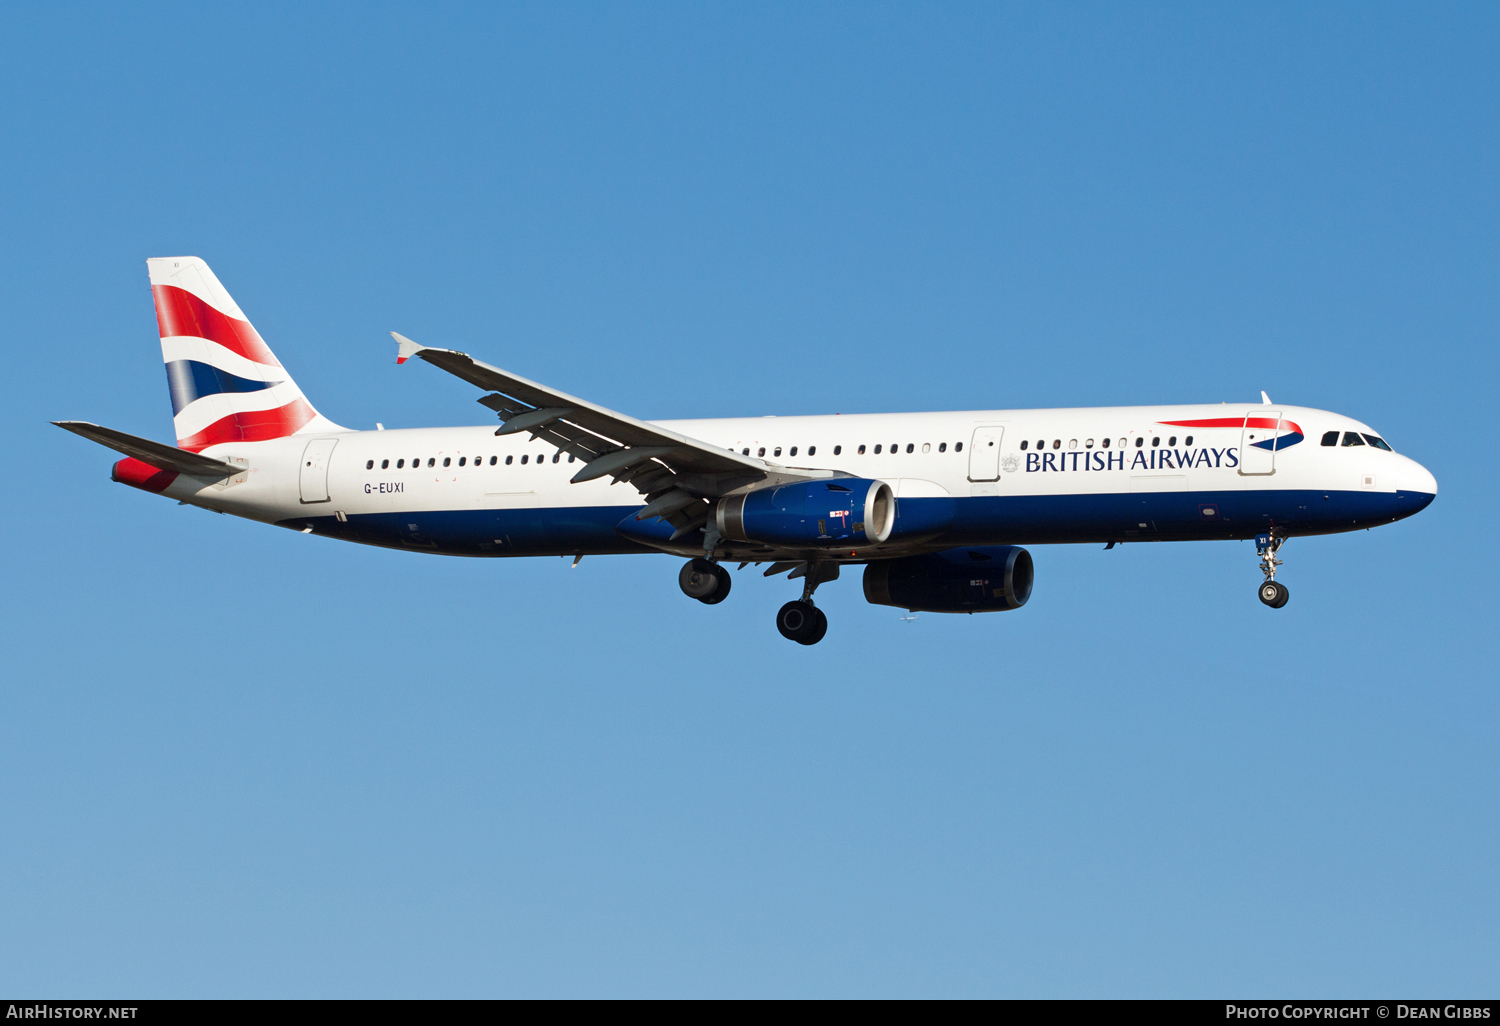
[1,2,1496,997]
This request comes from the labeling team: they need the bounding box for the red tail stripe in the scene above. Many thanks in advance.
[112,457,178,493]
[1159,417,1302,433]
[176,398,317,452]
[152,284,282,368]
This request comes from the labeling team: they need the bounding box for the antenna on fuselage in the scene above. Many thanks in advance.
[1261,391,1274,404]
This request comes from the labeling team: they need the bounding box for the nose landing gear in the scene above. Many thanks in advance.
[1255,532,1290,608]
[679,558,731,605]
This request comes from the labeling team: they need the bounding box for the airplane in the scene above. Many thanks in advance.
[56,257,1438,645]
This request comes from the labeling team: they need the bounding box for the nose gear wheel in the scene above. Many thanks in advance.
[1254,532,1290,608]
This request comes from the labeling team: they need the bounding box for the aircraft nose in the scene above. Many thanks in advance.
[1401,457,1437,497]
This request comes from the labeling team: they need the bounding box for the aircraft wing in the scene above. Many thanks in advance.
[53,421,245,479]
[393,333,826,534]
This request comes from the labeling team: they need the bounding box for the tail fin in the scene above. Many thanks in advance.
[147,257,343,451]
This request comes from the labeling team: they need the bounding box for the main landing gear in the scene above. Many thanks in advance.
[776,601,827,645]
[776,562,839,646]
[678,557,836,645]
[679,558,731,605]
[1255,532,1290,609]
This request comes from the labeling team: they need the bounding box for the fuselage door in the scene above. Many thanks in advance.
[967,426,1005,482]
[1239,411,1282,476]
[299,438,339,503]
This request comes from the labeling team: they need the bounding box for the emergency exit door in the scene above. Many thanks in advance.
[968,426,1005,482]
[299,438,339,503]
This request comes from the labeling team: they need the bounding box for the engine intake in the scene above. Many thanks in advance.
[863,545,1033,613]
[717,479,894,546]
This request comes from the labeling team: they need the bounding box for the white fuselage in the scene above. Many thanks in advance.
[140,403,1435,561]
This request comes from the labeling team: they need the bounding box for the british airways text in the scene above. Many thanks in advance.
[1026,447,1241,472]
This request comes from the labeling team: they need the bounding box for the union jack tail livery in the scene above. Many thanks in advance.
[148,257,343,452]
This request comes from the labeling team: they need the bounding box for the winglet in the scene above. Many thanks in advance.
[391,332,424,365]
[1261,390,1273,404]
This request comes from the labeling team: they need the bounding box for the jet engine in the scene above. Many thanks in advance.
[716,479,894,546]
[863,545,1033,613]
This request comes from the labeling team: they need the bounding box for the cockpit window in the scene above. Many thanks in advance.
[1363,434,1393,451]
[1321,431,1339,446]
[1342,432,1365,447]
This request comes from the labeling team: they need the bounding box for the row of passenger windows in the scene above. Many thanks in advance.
[1021,435,1194,451]
[1322,431,1392,450]
[362,430,1396,472]
[365,453,574,470]
[738,442,966,458]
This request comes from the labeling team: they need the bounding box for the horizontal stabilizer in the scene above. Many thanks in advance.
[52,421,244,479]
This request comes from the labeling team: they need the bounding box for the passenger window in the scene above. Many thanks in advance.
[459,457,466,466]
[1084,439,1093,448]
[506,455,513,465]
[553,453,561,463]
[874,444,882,454]
[568,455,575,462]
[1185,435,1193,445]
[1102,438,1110,448]
[1151,437,1160,447]
[832,445,839,455]
[381,459,389,469]
[521,455,529,464]
[1118,438,1126,449]
[742,448,749,456]
[858,445,866,454]
[1363,434,1392,451]
[890,443,897,453]
[427,458,435,468]
[397,459,405,468]
[1068,439,1077,450]
[955,442,962,452]
[1342,432,1365,447]
[922,443,930,453]
[1135,438,1143,447]
[1052,440,1060,450]
[789,446,798,457]
[1167,436,1176,446]
[757,447,765,457]
[907,443,914,453]
[443,457,452,467]
[366,460,374,469]
[774,447,782,457]
[1321,431,1339,446]
[490,456,497,465]
[808,446,816,456]
[938,442,946,452]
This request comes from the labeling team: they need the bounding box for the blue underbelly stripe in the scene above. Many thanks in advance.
[276,489,1435,556]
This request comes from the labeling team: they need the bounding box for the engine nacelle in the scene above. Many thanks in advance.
[863,545,1034,613]
[717,479,894,546]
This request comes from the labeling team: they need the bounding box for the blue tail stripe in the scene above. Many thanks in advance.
[165,360,280,415]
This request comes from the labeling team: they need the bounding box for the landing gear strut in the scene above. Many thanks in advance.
[775,561,839,645]
[1255,532,1289,608]
[679,558,731,605]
